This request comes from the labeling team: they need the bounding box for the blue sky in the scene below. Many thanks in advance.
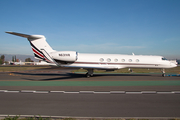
[0,0,180,59]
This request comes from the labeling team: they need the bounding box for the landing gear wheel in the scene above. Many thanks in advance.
[161,69,166,77]
[86,73,90,78]
[162,73,165,77]
[85,69,94,78]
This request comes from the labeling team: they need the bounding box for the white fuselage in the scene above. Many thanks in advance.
[60,53,177,69]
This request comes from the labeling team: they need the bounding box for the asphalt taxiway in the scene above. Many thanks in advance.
[0,92,180,117]
[0,68,180,117]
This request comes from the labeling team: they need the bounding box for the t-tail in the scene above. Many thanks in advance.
[6,32,59,65]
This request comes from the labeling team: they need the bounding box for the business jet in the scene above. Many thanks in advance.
[6,31,177,77]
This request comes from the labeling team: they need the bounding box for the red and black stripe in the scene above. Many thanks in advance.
[29,42,52,63]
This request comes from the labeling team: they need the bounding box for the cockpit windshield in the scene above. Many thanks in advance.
[162,57,167,60]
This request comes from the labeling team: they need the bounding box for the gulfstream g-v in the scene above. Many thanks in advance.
[6,32,177,77]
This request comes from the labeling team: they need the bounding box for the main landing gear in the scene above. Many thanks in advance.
[161,69,165,77]
[86,69,94,78]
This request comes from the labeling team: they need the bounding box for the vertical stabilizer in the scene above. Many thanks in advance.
[6,32,55,63]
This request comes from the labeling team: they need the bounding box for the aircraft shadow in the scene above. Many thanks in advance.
[41,73,151,81]
[11,72,151,81]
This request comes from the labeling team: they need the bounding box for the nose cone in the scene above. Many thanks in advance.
[168,60,177,68]
[170,62,177,68]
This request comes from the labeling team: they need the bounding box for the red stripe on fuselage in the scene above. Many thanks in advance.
[73,62,157,66]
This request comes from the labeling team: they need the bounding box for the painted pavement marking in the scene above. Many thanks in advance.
[172,91,180,94]
[142,91,157,94]
[34,91,49,94]
[156,91,174,94]
[79,91,94,94]
[0,90,8,92]
[125,91,142,94]
[50,91,65,93]
[93,91,111,94]
[110,91,125,94]
[21,90,36,93]
[64,91,79,94]
[5,90,19,93]
[0,90,180,94]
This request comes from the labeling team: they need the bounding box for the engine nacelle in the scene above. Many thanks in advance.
[50,51,78,62]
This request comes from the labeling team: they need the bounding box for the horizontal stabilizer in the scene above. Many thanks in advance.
[6,31,30,38]
[6,31,43,39]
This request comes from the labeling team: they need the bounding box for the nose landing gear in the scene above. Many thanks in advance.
[161,69,165,77]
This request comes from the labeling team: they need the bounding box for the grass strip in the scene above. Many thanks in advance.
[0,66,50,72]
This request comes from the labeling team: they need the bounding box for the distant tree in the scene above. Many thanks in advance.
[0,59,2,65]
[12,56,14,62]
[25,58,32,62]
[0,55,5,64]
[15,55,16,62]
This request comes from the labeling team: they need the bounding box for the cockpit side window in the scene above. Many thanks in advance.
[162,57,167,60]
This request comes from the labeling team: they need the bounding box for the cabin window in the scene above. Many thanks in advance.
[107,58,111,62]
[99,58,104,62]
[129,59,132,62]
[136,59,139,62]
[114,59,118,62]
[162,57,167,60]
[121,59,125,62]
